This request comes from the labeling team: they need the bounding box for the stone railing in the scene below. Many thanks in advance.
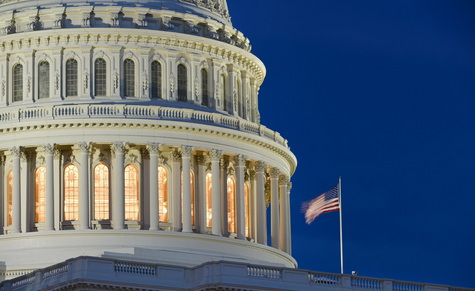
[0,104,289,148]
[1,257,473,291]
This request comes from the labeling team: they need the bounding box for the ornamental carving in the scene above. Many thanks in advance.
[179,0,230,21]
[180,146,193,157]
[234,154,246,167]
[77,142,91,153]
[147,143,161,155]
[111,142,125,155]
[255,161,266,173]
[279,175,290,186]
[9,147,21,157]
[209,149,222,161]
[268,167,280,179]
[43,144,56,155]
[171,149,181,162]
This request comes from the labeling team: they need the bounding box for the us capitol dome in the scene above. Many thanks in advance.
[0,0,297,280]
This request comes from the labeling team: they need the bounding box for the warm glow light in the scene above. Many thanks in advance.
[227,177,236,233]
[35,167,46,223]
[206,173,212,227]
[124,165,140,221]
[64,164,79,221]
[94,163,110,220]
[7,171,12,226]
[158,166,168,222]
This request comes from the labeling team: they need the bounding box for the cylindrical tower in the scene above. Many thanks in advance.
[0,0,297,280]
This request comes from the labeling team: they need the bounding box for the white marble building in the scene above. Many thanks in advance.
[0,0,473,290]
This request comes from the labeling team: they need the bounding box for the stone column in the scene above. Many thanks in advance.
[44,144,55,231]
[196,154,207,234]
[279,175,289,252]
[235,155,246,240]
[0,156,4,234]
[269,167,280,249]
[147,143,160,231]
[78,143,90,230]
[255,161,266,244]
[53,149,61,231]
[210,150,222,236]
[10,147,21,234]
[287,181,293,255]
[171,150,182,232]
[181,146,193,233]
[111,142,125,230]
[249,168,257,241]
[220,157,228,236]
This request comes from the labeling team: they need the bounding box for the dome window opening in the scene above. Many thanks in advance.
[65,59,78,97]
[38,61,50,99]
[124,59,135,98]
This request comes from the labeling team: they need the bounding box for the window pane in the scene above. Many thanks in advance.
[35,167,46,223]
[66,59,78,97]
[94,58,107,96]
[12,64,23,102]
[206,173,212,227]
[221,74,226,111]
[38,61,50,99]
[227,177,236,233]
[7,171,12,226]
[201,69,209,106]
[64,164,79,221]
[124,59,135,97]
[151,61,162,99]
[124,165,139,221]
[158,166,168,222]
[94,164,110,220]
[177,64,187,102]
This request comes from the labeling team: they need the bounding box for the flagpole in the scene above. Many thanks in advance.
[338,176,344,274]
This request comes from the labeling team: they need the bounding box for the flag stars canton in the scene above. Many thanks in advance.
[303,185,340,225]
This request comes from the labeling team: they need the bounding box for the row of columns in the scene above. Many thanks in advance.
[3,143,292,254]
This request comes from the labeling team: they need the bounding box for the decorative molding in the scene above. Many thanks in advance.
[147,143,161,155]
[234,154,246,167]
[268,167,280,179]
[209,149,222,161]
[255,161,266,173]
[180,146,193,158]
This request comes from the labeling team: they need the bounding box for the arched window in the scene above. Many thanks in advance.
[12,64,23,102]
[206,173,212,227]
[177,64,187,102]
[227,177,236,233]
[35,167,46,223]
[94,164,110,220]
[124,165,139,221]
[244,183,251,237]
[66,59,78,97]
[158,165,168,222]
[7,171,12,226]
[221,74,227,111]
[94,58,107,96]
[124,58,135,97]
[38,61,50,99]
[201,68,209,106]
[151,61,162,99]
[64,164,79,221]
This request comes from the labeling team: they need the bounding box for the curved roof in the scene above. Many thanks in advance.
[0,0,232,26]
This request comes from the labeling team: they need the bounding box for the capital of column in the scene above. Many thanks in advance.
[180,146,193,158]
[249,169,256,180]
[287,181,293,192]
[9,147,21,157]
[171,149,181,162]
[77,142,91,153]
[268,167,280,179]
[279,175,290,186]
[209,149,222,161]
[147,143,161,155]
[43,144,56,155]
[234,154,246,167]
[196,153,208,166]
[220,157,229,170]
[111,142,126,156]
[255,161,266,173]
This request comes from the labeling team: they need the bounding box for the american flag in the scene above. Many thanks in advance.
[303,185,340,224]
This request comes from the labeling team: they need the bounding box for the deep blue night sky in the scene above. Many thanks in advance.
[228,0,475,288]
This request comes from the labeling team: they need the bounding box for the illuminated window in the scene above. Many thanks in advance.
[124,58,135,97]
[221,74,226,111]
[201,68,209,106]
[64,164,79,221]
[7,171,12,226]
[244,183,250,237]
[227,177,236,233]
[124,164,139,221]
[206,173,212,227]
[94,164,110,220]
[35,166,46,223]
[66,59,78,97]
[177,64,187,102]
[158,166,168,222]
[38,61,50,99]
[151,61,162,99]
[12,64,23,102]
[94,58,107,96]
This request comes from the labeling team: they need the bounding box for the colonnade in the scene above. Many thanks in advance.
[0,142,292,254]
